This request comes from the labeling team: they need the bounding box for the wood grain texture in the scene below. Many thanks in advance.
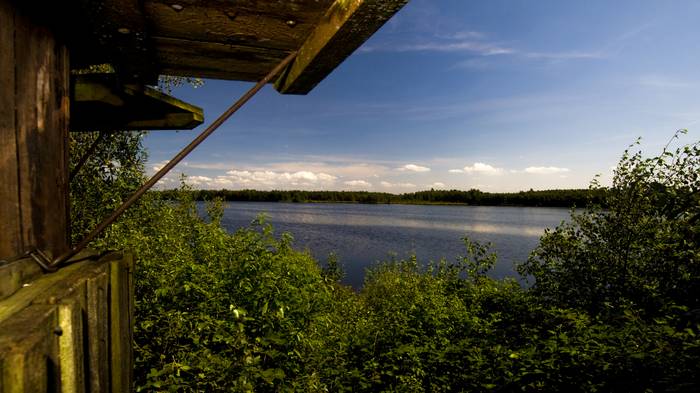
[12,5,70,259]
[0,258,42,302]
[0,305,60,393]
[0,254,99,324]
[73,0,159,82]
[58,292,87,393]
[86,272,109,393]
[0,252,131,392]
[62,0,404,93]
[71,74,204,131]
[109,256,134,393]
[154,35,291,81]
[276,0,410,94]
[145,0,332,51]
[0,0,21,258]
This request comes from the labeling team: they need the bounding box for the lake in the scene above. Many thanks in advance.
[214,202,571,289]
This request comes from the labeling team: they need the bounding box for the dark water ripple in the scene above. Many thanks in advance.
[212,202,571,289]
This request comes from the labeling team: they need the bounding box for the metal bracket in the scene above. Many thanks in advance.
[0,249,57,273]
[28,248,58,273]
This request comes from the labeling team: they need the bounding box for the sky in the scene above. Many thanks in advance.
[146,0,700,193]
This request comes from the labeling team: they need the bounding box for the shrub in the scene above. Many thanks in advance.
[69,130,700,391]
[519,131,700,318]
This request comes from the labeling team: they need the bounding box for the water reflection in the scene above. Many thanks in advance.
[271,211,546,237]
[213,202,570,289]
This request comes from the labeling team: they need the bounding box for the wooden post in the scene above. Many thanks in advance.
[0,0,70,260]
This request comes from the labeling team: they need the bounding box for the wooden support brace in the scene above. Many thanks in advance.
[275,0,409,94]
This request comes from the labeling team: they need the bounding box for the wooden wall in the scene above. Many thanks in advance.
[0,0,70,260]
[0,252,134,393]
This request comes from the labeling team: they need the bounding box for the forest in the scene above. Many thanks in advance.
[156,188,606,208]
[69,130,699,392]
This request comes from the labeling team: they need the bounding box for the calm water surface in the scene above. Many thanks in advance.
[214,202,570,289]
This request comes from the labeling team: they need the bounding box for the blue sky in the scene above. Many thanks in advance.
[147,0,700,192]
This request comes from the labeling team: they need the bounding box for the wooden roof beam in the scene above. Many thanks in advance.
[70,74,204,131]
[275,0,408,95]
[72,0,159,84]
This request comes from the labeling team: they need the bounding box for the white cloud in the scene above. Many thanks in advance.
[223,169,338,187]
[392,41,514,55]
[156,176,177,187]
[451,58,493,70]
[344,180,372,188]
[151,160,169,172]
[361,20,604,68]
[428,182,446,189]
[187,176,213,185]
[638,75,693,89]
[182,162,234,170]
[399,164,431,172]
[160,169,340,190]
[361,30,513,56]
[523,51,604,60]
[524,166,571,175]
[444,31,486,40]
[380,181,416,188]
[448,169,464,173]
[462,162,504,175]
[265,160,389,179]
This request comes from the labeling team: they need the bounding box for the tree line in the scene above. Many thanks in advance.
[154,188,606,208]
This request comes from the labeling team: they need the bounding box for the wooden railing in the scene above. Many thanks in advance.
[0,252,134,392]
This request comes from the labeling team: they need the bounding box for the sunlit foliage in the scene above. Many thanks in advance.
[70,131,700,391]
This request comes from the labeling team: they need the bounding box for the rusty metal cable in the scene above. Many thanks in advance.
[51,51,298,268]
[69,131,109,181]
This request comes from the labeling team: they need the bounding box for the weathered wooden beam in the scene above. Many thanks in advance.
[154,36,290,82]
[0,251,104,323]
[144,0,332,51]
[72,0,159,83]
[71,74,204,131]
[0,258,42,302]
[109,253,134,393]
[0,305,61,392]
[0,252,133,392]
[275,0,409,94]
[85,271,110,392]
[0,0,21,258]
[0,0,71,260]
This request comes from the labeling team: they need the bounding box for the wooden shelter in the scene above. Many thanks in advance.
[0,0,408,390]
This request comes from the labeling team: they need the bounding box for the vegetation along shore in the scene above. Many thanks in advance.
[155,188,606,208]
[70,126,700,391]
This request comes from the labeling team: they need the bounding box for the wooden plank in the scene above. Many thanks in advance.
[154,36,290,81]
[57,292,87,393]
[73,0,159,83]
[0,0,21,258]
[0,262,77,324]
[144,0,332,51]
[275,0,409,94]
[125,253,135,388]
[0,252,129,392]
[0,259,42,302]
[85,272,109,393]
[0,251,107,324]
[0,305,61,393]
[70,74,204,131]
[109,255,134,393]
[13,7,70,259]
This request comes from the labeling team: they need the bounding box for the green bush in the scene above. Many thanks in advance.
[519,131,700,318]
[97,192,342,391]
[69,131,700,391]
